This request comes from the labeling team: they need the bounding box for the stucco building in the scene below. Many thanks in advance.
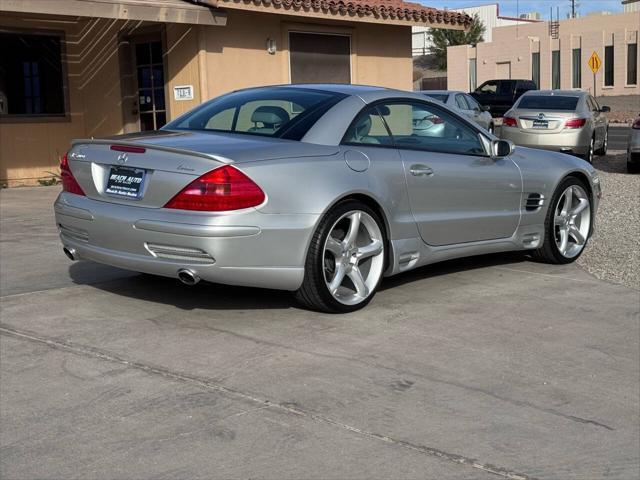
[0,0,470,186]
[447,10,640,97]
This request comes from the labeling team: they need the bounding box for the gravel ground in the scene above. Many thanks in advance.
[577,150,640,290]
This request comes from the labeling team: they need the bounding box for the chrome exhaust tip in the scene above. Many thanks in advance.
[177,269,200,286]
[63,246,77,261]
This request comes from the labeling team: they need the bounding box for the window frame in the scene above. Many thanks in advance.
[287,30,352,85]
[340,98,491,158]
[604,45,614,87]
[0,27,70,123]
[627,42,638,86]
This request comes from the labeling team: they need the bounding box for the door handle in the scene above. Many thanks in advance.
[410,164,434,177]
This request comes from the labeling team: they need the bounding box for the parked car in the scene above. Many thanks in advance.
[500,90,609,163]
[470,79,537,118]
[55,85,600,313]
[420,90,494,133]
[627,115,640,173]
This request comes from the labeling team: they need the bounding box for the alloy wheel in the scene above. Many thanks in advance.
[323,211,384,306]
[553,185,591,259]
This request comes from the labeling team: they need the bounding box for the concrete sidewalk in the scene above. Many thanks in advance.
[1,186,639,479]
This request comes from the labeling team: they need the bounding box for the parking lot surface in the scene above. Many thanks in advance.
[1,183,639,479]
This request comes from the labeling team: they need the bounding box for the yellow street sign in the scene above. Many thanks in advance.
[588,51,602,74]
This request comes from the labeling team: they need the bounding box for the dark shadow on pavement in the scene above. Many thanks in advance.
[69,251,530,311]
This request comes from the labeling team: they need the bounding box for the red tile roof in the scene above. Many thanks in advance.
[186,0,472,27]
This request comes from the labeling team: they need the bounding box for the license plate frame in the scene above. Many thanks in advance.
[532,119,549,129]
[105,167,146,199]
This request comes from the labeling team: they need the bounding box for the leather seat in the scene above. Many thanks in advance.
[248,106,290,134]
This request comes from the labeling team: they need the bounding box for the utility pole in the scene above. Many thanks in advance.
[569,0,580,18]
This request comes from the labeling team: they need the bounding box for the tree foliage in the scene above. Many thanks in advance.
[428,14,486,70]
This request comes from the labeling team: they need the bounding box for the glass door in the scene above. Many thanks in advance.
[134,41,166,131]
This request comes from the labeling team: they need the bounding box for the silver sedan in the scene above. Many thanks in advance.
[500,90,610,163]
[55,85,600,312]
[421,90,495,133]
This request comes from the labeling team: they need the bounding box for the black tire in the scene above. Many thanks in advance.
[595,129,608,156]
[582,136,595,163]
[532,176,591,265]
[295,200,386,313]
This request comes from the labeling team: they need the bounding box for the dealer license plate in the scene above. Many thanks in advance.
[105,167,145,198]
[532,119,549,129]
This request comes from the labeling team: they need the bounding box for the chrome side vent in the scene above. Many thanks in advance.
[525,193,545,212]
[146,243,215,264]
[59,223,89,243]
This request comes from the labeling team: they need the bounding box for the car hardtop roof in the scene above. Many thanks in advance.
[522,89,586,97]
[420,90,462,95]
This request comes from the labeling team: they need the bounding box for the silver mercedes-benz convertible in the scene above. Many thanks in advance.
[55,84,601,312]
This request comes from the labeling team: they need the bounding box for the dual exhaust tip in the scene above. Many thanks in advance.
[62,247,200,286]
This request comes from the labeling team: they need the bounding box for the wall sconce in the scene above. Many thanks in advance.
[266,38,276,55]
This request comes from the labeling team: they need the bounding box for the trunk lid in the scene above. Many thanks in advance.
[66,130,338,208]
[511,109,582,134]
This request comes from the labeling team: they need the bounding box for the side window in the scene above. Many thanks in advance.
[591,97,601,112]
[455,94,469,110]
[499,81,514,95]
[478,81,497,94]
[342,106,393,146]
[382,102,486,156]
[464,94,480,110]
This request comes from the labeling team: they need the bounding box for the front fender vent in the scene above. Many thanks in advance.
[525,193,545,212]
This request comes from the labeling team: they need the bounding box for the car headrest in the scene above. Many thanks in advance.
[354,115,372,138]
[251,106,290,125]
[377,105,391,116]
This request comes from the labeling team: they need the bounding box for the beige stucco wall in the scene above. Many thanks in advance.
[447,10,640,97]
[0,14,125,186]
[0,10,412,186]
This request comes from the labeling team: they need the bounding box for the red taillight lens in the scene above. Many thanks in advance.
[110,145,146,153]
[60,153,85,196]
[164,165,265,212]
[632,118,640,129]
[565,118,587,129]
[428,115,445,125]
[503,116,517,127]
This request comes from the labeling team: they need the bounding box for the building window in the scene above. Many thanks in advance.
[604,45,614,86]
[572,48,581,88]
[552,50,561,89]
[289,32,351,84]
[469,58,477,91]
[0,32,66,117]
[628,43,638,85]
[531,52,540,88]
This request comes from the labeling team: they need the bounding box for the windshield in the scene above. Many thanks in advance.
[424,94,449,103]
[164,87,346,140]
[517,96,579,111]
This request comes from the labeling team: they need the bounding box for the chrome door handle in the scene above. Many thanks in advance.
[410,164,434,177]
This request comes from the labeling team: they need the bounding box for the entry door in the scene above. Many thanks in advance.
[497,61,511,79]
[134,41,166,130]
[381,101,521,246]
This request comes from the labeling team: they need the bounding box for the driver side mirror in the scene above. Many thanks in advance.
[492,139,514,158]
[481,105,491,112]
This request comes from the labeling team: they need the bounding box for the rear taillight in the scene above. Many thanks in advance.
[565,118,587,129]
[632,118,640,129]
[60,153,85,196]
[503,116,517,127]
[429,115,445,125]
[164,165,265,212]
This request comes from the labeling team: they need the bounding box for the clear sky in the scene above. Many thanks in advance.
[415,0,624,20]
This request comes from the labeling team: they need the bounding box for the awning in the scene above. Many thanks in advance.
[0,0,227,26]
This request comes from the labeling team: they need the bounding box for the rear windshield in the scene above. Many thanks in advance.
[517,96,579,111]
[164,87,346,140]
[424,93,449,103]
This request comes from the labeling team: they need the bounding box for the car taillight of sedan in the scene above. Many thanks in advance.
[564,118,587,129]
[60,153,86,196]
[503,116,517,127]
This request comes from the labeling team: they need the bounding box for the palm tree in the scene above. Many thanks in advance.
[428,14,486,70]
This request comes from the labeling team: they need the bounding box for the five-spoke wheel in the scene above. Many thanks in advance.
[534,177,591,264]
[296,201,386,313]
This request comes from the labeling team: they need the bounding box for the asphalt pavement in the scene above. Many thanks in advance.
[1,186,638,479]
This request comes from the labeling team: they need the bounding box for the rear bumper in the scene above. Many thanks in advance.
[500,127,591,155]
[54,193,319,290]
